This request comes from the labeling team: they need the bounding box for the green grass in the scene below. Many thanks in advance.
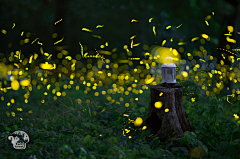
[1,77,240,159]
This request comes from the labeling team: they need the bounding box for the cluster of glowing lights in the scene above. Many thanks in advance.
[1,11,240,141]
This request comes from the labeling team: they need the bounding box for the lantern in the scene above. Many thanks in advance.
[161,56,176,83]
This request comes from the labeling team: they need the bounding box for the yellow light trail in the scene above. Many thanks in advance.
[153,26,156,36]
[54,37,64,45]
[176,24,183,28]
[54,19,62,25]
[149,18,153,23]
[79,42,83,57]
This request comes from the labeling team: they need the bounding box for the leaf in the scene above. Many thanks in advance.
[145,129,151,137]
[83,123,90,128]
[198,141,208,153]
[150,138,160,147]
[172,131,178,135]
[219,100,223,106]
[218,104,223,112]
[190,131,197,137]
[88,123,95,129]
[153,136,159,140]
[113,112,120,117]
[165,142,173,150]
[139,107,145,113]
[88,105,93,119]
[115,117,124,126]
[84,135,91,140]
[111,137,118,144]
[13,125,18,130]
[63,144,74,154]
[138,142,150,149]
[5,127,11,131]
[184,131,190,137]
[171,138,177,141]
[233,139,240,145]
[131,102,135,107]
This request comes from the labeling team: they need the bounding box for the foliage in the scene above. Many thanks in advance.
[0,79,240,158]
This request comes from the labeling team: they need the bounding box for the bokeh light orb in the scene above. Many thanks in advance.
[149,45,181,65]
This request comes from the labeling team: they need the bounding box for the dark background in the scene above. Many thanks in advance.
[0,0,240,91]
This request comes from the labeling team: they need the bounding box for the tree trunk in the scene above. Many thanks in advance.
[145,83,194,143]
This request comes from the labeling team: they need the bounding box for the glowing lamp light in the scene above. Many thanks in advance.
[161,56,176,83]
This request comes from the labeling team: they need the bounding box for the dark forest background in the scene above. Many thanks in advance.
[0,0,240,91]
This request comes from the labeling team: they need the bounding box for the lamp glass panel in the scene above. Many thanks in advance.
[167,69,172,80]
[167,69,172,74]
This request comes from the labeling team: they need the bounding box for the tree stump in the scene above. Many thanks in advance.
[145,83,195,143]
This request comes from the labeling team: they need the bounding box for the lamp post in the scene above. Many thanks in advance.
[161,56,176,83]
